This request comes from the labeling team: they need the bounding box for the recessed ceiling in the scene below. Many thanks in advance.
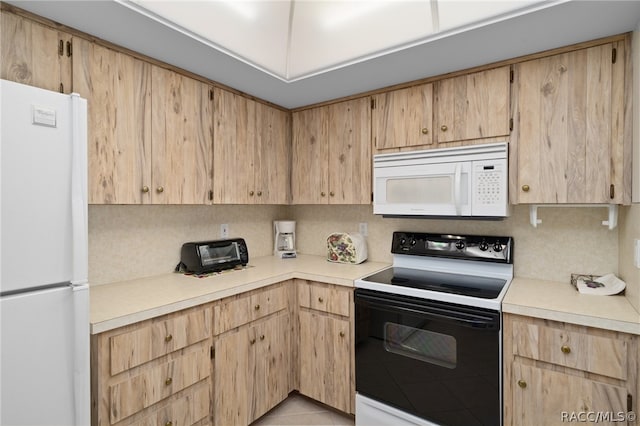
[124,0,546,82]
[6,1,640,108]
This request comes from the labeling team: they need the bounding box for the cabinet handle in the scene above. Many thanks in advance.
[440,125,448,132]
[522,185,530,192]
[421,128,429,135]
[318,297,324,303]
[165,422,173,426]
[165,334,173,343]
[141,186,150,193]
[257,191,262,196]
[165,377,173,386]
[250,338,256,345]
[329,191,335,197]
[249,190,254,196]
[157,186,164,193]
[339,331,345,338]
[321,191,326,197]
[517,380,527,389]
[254,304,260,311]
[260,334,265,341]
[561,345,571,354]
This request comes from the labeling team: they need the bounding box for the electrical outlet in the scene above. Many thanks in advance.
[359,222,368,237]
[220,224,229,238]
[635,239,640,269]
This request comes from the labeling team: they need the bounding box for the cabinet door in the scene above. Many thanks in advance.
[255,103,290,204]
[372,83,433,151]
[328,98,372,204]
[512,363,628,426]
[214,327,251,426]
[250,313,290,423]
[299,310,350,412]
[1,11,72,93]
[435,66,510,144]
[513,43,626,204]
[291,107,329,204]
[73,38,152,204]
[152,66,213,204]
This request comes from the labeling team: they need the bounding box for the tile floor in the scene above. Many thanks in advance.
[251,393,355,426]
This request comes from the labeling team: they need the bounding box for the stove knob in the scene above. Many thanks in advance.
[455,241,465,250]
[479,241,489,251]
[400,237,406,246]
[493,242,503,252]
[410,239,417,246]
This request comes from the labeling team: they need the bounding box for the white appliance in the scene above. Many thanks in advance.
[0,79,89,426]
[274,220,296,258]
[373,142,508,217]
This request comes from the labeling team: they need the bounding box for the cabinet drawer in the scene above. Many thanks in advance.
[298,281,351,316]
[110,308,212,375]
[109,347,210,424]
[512,319,627,380]
[214,284,287,335]
[129,381,210,426]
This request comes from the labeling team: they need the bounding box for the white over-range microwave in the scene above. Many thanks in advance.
[373,142,509,218]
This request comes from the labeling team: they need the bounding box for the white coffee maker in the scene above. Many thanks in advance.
[274,220,296,258]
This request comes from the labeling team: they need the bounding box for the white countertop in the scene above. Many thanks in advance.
[90,254,389,334]
[503,277,640,335]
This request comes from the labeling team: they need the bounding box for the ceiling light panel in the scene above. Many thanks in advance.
[289,0,433,79]
[131,0,291,78]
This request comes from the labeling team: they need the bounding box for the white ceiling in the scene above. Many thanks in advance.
[7,0,640,108]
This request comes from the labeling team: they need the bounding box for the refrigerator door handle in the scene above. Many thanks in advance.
[70,93,88,286]
[72,283,90,426]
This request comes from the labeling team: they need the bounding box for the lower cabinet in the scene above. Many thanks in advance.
[91,305,213,426]
[297,280,354,414]
[503,313,638,426]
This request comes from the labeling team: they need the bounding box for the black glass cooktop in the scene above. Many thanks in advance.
[362,267,507,299]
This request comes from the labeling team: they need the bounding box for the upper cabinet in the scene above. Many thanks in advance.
[73,38,152,204]
[372,83,433,151]
[151,66,213,204]
[434,66,511,146]
[511,41,631,204]
[372,66,511,153]
[292,98,371,204]
[1,10,72,93]
[213,88,290,204]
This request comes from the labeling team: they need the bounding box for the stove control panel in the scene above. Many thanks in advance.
[391,232,513,264]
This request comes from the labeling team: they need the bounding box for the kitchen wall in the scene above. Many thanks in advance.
[619,202,640,313]
[294,204,619,284]
[88,204,288,285]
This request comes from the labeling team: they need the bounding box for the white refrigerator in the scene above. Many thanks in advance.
[0,79,90,425]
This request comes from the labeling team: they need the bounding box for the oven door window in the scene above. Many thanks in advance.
[384,322,456,369]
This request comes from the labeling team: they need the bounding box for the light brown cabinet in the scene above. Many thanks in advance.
[503,313,638,426]
[213,88,290,204]
[291,98,371,204]
[373,66,510,153]
[297,280,353,413]
[1,9,72,93]
[213,283,291,426]
[73,38,152,204]
[91,306,213,426]
[511,41,631,204]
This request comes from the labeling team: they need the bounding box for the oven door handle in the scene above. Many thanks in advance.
[453,163,462,216]
[355,291,500,330]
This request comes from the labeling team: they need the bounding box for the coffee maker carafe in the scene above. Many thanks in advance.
[274,220,296,258]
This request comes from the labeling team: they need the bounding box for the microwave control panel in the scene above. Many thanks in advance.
[471,159,508,215]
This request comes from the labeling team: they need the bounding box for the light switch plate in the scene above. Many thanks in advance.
[635,239,640,269]
[220,224,229,238]
[359,222,368,237]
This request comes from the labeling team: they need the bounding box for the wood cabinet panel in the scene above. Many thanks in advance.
[73,38,152,204]
[512,42,630,204]
[255,102,290,204]
[213,284,287,335]
[298,280,350,316]
[130,381,210,426]
[372,83,433,150]
[110,308,212,375]
[434,66,510,144]
[109,346,210,424]
[291,107,329,204]
[298,310,351,413]
[151,66,213,204]
[1,10,72,93]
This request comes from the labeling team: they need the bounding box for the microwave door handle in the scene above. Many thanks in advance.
[453,163,462,216]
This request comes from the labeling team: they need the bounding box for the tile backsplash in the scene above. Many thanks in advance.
[90,204,621,287]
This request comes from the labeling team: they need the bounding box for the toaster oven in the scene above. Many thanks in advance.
[179,238,248,274]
